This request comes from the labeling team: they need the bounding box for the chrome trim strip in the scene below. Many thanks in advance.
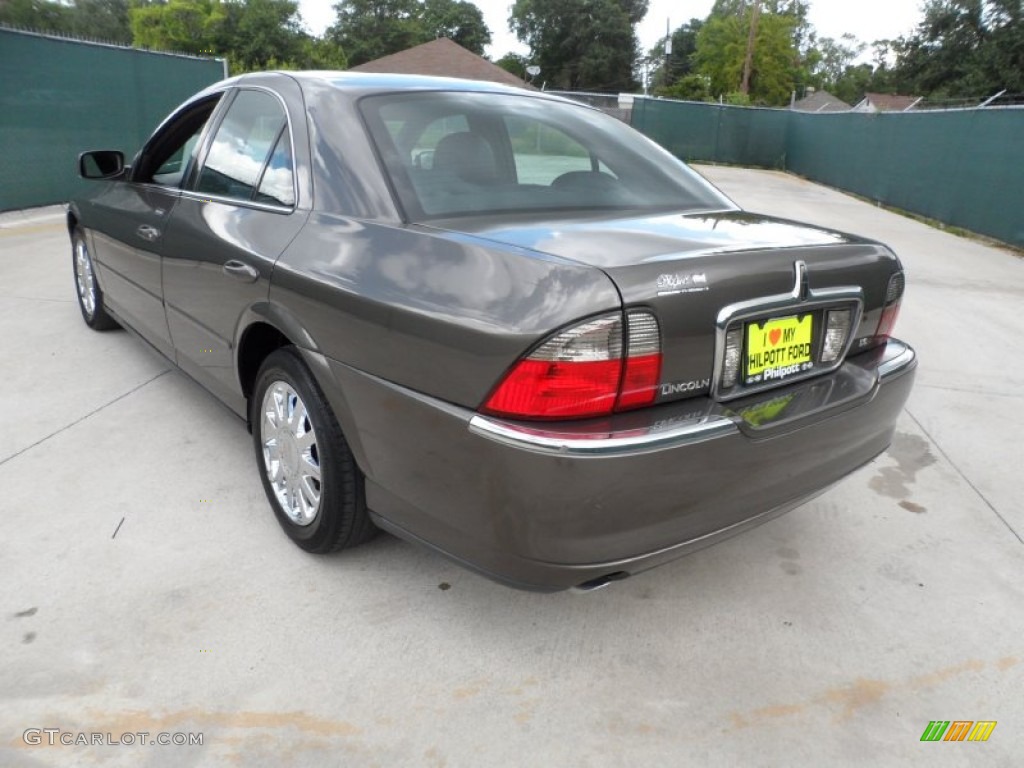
[177,189,295,214]
[878,342,916,380]
[468,414,738,456]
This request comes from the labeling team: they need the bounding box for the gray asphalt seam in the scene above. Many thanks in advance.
[906,406,1023,546]
[0,369,171,468]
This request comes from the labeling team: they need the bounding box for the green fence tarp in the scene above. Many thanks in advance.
[0,28,223,211]
[632,96,1024,248]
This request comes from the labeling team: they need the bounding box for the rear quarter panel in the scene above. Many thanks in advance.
[269,213,622,408]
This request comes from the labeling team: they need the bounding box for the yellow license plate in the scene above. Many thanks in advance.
[746,314,814,383]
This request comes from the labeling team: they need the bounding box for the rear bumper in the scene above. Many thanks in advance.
[318,340,916,591]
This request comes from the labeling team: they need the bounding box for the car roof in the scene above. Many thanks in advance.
[207,70,570,103]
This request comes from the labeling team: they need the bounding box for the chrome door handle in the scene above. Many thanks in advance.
[223,260,259,282]
[136,224,161,242]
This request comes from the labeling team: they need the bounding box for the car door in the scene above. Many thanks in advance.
[84,95,225,359]
[159,84,309,413]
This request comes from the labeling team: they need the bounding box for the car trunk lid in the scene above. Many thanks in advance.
[423,210,903,406]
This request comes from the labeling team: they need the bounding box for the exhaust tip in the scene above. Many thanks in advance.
[571,571,630,593]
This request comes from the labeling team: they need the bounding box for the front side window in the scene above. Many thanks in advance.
[137,96,221,187]
[359,91,733,220]
[196,89,295,206]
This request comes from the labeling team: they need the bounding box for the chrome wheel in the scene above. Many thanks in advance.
[260,381,322,526]
[74,239,97,318]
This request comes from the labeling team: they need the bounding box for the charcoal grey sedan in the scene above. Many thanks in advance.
[69,71,916,591]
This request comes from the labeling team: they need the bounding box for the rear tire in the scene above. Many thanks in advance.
[251,347,376,553]
[72,229,118,330]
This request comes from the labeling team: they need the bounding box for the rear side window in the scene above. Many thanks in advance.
[196,89,295,206]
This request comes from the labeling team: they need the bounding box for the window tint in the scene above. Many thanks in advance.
[506,117,596,185]
[196,89,294,205]
[360,92,732,219]
[402,114,469,171]
[152,131,204,186]
[141,98,220,188]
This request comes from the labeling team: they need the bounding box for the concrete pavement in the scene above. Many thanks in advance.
[1,172,1021,766]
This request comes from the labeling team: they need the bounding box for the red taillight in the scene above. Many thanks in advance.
[875,272,905,340]
[615,311,662,410]
[616,354,661,410]
[481,311,662,421]
[482,358,623,419]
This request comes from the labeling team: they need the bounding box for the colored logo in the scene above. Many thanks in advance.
[920,721,997,742]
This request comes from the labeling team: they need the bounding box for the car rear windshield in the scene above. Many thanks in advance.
[359,91,734,220]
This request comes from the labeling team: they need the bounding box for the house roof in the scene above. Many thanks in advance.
[861,92,922,112]
[792,90,849,112]
[350,38,531,89]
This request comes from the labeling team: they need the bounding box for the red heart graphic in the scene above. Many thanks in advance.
[769,328,782,346]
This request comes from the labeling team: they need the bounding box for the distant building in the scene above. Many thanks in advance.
[350,38,531,89]
[791,88,850,113]
[852,92,923,113]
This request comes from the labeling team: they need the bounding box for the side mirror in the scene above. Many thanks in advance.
[79,150,125,180]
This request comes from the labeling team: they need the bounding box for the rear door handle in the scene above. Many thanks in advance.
[223,260,259,283]
[136,224,161,242]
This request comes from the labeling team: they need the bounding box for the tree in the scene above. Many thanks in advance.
[128,0,345,73]
[693,0,800,105]
[421,0,490,55]
[646,18,703,92]
[509,0,648,91]
[326,0,430,67]
[0,0,73,33]
[269,34,348,70]
[797,32,864,98]
[130,0,229,55]
[218,0,305,72]
[830,62,875,105]
[889,0,1024,99]
[0,0,133,42]
[68,0,132,43]
[659,74,712,101]
[495,51,529,79]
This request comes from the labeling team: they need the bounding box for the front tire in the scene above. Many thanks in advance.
[72,229,118,330]
[251,347,376,553]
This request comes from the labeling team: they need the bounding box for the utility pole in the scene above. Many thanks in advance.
[662,17,671,91]
[741,0,761,95]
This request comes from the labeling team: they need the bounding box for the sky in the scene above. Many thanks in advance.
[297,0,925,62]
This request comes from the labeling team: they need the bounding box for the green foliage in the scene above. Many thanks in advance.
[654,74,712,101]
[0,0,133,43]
[889,0,1024,99]
[292,35,349,70]
[130,0,229,55]
[694,3,798,106]
[495,51,528,79]
[223,0,303,71]
[326,0,491,66]
[722,90,752,105]
[646,18,703,91]
[830,63,874,105]
[126,0,346,74]
[509,0,648,91]
[326,0,427,67]
[421,0,490,55]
